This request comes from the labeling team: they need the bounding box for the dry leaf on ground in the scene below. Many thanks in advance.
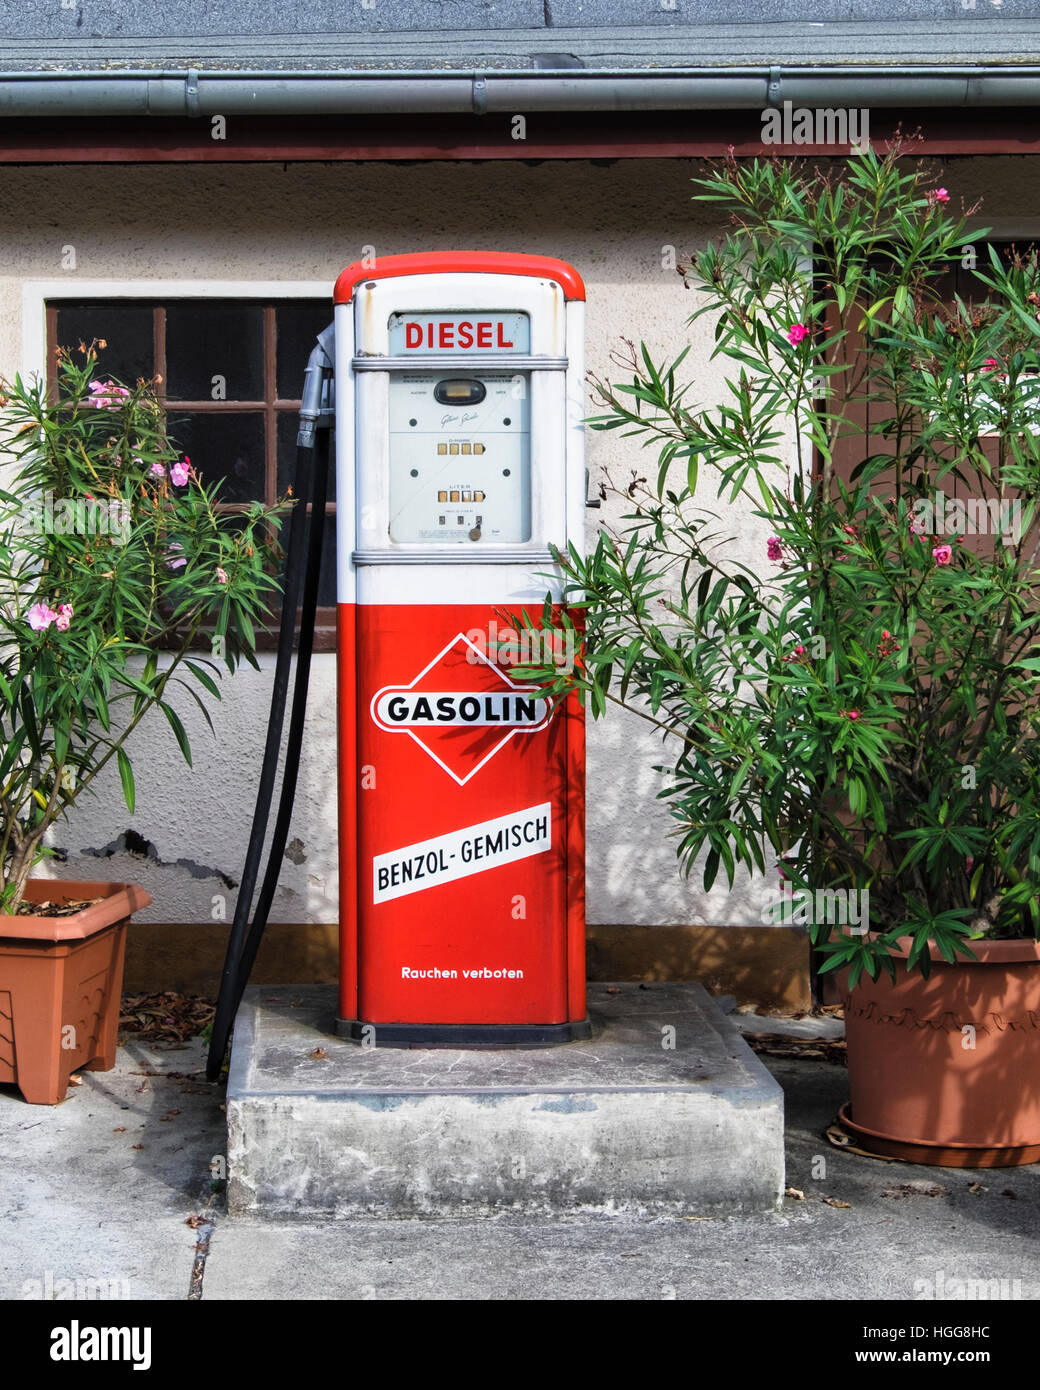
[119,991,215,1049]
[746,1034,847,1065]
[824,1122,896,1161]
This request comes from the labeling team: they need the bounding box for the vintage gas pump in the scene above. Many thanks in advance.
[207,251,587,1079]
[335,252,589,1045]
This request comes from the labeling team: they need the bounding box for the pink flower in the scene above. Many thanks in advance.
[149,462,166,480]
[932,544,953,566]
[86,379,130,409]
[54,603,73,632]
[786,323,809,345]
[767,536,784,562]
[909,515,927,536]
[931,188,950,204]
[216,567,229,584]
[781,641,809,665]
[27,602,57,631]
[845,710,860,720]
[170,460,191,487]
[166,543,187,571]
[982,358,1001,372]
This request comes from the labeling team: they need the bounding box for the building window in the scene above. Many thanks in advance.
[824,237,1040,490]
[46,298,336,648]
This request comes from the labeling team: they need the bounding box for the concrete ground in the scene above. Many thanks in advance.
[1,1033,1037,1302]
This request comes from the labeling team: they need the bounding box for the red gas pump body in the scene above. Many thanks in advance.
[335,253,587,1045]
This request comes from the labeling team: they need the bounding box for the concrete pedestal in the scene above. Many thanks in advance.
[226,982,784,1217]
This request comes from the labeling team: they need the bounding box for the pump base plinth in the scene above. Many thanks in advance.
[227,982,784,1218]
[335,1017,593,1047]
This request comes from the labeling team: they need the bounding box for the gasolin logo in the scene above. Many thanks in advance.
[370,632,553,785]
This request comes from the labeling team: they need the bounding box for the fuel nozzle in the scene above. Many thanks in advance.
[297,324,336,449]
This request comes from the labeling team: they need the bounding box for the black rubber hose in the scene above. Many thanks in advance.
[224,429,329,1014]
[205,430,327,1081]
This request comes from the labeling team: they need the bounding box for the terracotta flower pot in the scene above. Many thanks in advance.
[0,879,152,1105]
[841,936,1040,1167]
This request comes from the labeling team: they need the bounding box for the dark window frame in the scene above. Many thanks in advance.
[46,296,337,651]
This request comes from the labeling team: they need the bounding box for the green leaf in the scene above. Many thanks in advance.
[116,747,136,813]
[186,661,221,700]
[159,702,192,766]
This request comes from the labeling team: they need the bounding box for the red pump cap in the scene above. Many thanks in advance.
[334,250,586,305]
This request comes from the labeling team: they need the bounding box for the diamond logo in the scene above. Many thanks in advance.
[370,632,554,785]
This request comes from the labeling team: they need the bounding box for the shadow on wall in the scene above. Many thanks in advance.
[124,921,340,996]
[587,923,811,1012]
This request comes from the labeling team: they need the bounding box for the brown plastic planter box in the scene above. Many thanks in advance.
[842,936,1040,1167]
[0,879,152,1105]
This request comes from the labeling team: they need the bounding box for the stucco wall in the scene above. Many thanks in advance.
[0,153,1010,929]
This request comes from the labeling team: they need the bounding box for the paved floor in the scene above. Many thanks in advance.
[1,1035,1037,1301]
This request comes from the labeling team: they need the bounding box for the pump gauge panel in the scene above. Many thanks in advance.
[388,372,531,543]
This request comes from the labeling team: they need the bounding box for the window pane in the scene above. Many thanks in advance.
[274,510,337,609]
[276,302,333,400]
[165,303,264,401]
[277,411,336,501]
[54,303,155,386]
[317,516,338,608]
[166,411,266,504]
